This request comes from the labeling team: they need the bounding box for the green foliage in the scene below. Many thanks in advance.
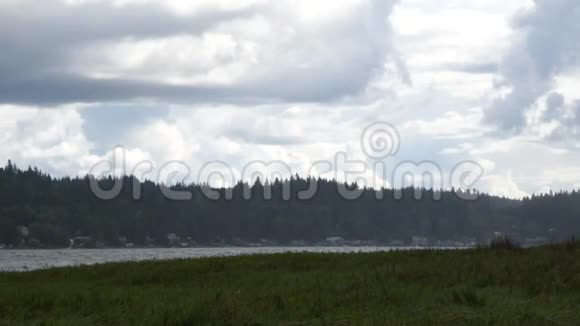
[449,287,485,307]
[564,235,579,251]
[2,246,580,325]
[0,161,579,247]
[488,236,521,250]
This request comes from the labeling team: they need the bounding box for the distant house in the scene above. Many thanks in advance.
[389,240,405,247]
[259,238,276,246]
[465,238,478,247]
[17,226,29,238]
[412,236,428,247]
[524,237,548,248]
[167,233,180,247]
[69,236,92,248]
[326,237,344,245]
[145,236,156,247]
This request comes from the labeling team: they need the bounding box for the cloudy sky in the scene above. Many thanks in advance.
[2,0,580,198]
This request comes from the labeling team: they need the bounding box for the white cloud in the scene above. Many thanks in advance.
[0,0,402,105]
[478,171,529,199]
[402,109,485,139]
[484,0,580,132]
[62,0,267,16]
[75,34,253,85]
[391,0,526,99]
[0,105,101,175]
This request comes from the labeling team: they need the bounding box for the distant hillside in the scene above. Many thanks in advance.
[0,161,578,248]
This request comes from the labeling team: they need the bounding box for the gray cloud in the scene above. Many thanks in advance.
[546,98,580,141]
[0,1,254,79]
[446,62,498,74]
[0,73,375,106]
[226,128,306,146]
[543,92,565,122]
[484,0,580,132]
[0,0,401,106]
[81,104,169,154]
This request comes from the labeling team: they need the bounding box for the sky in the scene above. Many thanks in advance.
[1,0,580,198]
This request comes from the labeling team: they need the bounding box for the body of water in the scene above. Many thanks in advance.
[0,247,421,272]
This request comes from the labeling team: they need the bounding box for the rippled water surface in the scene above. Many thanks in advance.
[0,247,414,272]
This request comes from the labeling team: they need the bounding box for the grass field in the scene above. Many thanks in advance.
[2,244,580,325]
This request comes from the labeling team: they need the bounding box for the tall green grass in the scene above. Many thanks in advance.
[488,236,521,250]
[1,245,580,325]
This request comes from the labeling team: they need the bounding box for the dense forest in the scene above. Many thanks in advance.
[0,160,579,248]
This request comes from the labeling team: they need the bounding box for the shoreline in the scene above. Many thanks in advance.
[0,246,461,273]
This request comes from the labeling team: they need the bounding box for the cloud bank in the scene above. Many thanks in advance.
[0,0,403,105]
[484,0,580,135]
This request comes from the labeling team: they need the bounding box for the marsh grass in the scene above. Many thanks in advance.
[1,245,580,325]
[488,236,521,250]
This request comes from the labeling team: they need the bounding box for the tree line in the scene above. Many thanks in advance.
[0,160,578,247]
